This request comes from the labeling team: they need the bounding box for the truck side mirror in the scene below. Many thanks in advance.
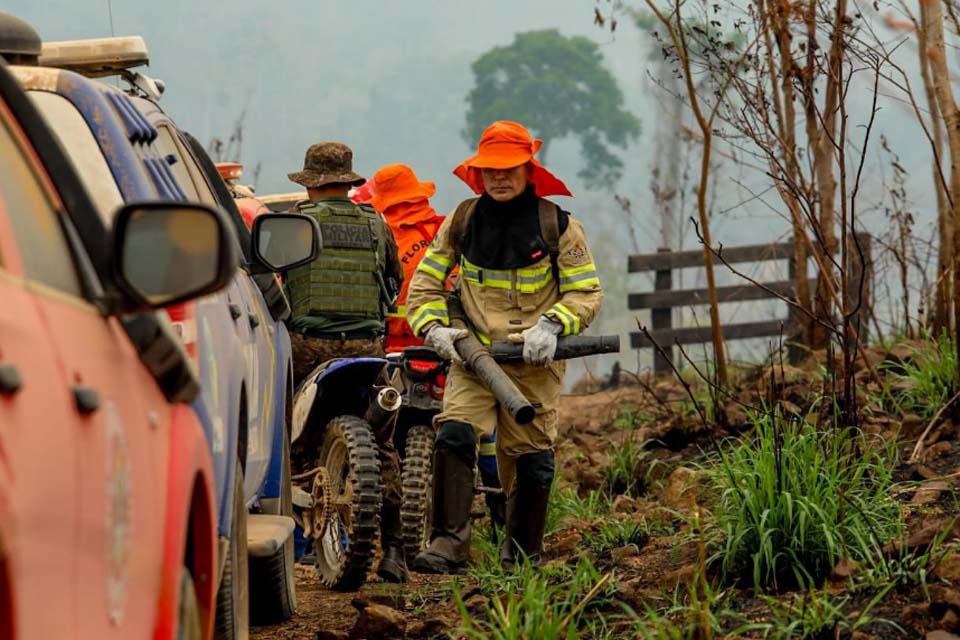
[251,213,321,272]
[113,201,239,310]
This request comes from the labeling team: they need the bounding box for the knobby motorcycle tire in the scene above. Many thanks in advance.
[400,425,434,564]
[316,415,382,591]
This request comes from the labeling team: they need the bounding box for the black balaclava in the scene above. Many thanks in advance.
[460,185,569,270]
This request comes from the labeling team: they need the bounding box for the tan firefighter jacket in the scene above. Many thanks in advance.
[406,201,603,344]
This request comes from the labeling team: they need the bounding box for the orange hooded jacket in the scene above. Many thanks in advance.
[383,199,445,352]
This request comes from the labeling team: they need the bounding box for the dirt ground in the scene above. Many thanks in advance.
[251,390,644,640]
[252,355,960,639]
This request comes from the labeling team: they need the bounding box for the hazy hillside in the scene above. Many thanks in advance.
[10,1,946,370]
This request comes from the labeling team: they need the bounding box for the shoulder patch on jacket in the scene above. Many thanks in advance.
[567,243,589,265]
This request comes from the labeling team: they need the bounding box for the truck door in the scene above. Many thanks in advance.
[0,108,79,639]
[0,92,167,638]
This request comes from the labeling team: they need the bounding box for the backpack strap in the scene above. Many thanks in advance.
[451,197,561,279]
[449,197,479,262]
[538,199,561,282]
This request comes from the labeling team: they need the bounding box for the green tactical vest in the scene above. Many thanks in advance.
[287,199,386,320]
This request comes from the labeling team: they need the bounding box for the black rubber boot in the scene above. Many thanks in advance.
[501,449,554,569]
[377,500,409,583]
[377,545,409,584]
[412,421,477,575]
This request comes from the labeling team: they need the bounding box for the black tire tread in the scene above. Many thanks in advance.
[250,424,297,624]
[176,568,202,640]
[400,425,434,564]
[214,459,248,640]
[249,540,295,623]
[317,415,382,591]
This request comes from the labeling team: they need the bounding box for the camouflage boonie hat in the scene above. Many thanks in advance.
[288,142,366,188]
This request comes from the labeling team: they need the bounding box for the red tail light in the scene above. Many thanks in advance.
[408,359,440,373]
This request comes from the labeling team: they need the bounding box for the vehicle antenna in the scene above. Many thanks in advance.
[106,0,115,37]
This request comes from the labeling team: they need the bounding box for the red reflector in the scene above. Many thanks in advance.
[167,303,188,322]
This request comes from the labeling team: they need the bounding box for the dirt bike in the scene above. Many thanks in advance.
[290,356,400,591]
[385,346,447,563]
[386,346,505,563]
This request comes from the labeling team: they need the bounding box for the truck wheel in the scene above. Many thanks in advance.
[215,458,249,640]
[250,427,297,623]
[400,425,434,564]
[175,567,202,640]
[315,415,382,591]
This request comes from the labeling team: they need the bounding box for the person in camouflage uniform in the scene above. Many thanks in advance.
[286,142,409,583]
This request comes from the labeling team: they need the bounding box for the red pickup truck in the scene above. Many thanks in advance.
[0,21,236,640]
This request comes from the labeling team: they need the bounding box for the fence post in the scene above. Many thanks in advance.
[787,241,804,364]
[653,247,674,374]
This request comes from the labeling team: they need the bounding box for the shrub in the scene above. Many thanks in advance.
[711,410,902,590]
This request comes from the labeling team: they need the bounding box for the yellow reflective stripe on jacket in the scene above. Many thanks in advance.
[547,302,581,336]
[461,257,555,293]
[559,263,600,293]
[417,249,453,281]
[386,304,408,319]
[516,263,553,293]
[478,440,497,456]
[409,300,449,336]
[460,257,511,289]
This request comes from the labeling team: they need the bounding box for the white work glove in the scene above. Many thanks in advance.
[425,325,468,365]
[508,316,564,367]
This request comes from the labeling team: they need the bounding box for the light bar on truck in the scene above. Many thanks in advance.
[40,36,149,78]
[216,162,244,182]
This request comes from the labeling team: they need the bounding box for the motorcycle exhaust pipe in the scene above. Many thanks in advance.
[365,386,402,431]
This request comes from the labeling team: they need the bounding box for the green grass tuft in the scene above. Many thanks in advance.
[603,437,653,498]
[882,331,958,419]
[456,555,615,640]
[711,409,903,590]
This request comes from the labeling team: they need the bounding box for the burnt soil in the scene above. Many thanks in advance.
[252,346,960,640]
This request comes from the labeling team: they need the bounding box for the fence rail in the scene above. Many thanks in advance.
[627,234,872,373]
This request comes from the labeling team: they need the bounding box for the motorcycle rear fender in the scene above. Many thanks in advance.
[291,357,387,444]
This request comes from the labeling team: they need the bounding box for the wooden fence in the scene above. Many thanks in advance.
[628,234,872,373]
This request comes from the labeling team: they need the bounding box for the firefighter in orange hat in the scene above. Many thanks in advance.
[360,164,445,353]
[357,164,507,531]
[407,121,603,574]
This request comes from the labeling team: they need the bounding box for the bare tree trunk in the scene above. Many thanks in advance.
[646,0,730,393]
[764,0,813,348]
[812,0,846,349]
[918,0,954,336]
[923,0,960,377]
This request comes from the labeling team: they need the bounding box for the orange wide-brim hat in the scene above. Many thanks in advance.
[453,120,573,198]
[355,163,436,211]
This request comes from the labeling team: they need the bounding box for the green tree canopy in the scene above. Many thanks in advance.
[464,29,640,189]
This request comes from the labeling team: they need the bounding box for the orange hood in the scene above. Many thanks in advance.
[383,199,442,228]
[453,120,572,198]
